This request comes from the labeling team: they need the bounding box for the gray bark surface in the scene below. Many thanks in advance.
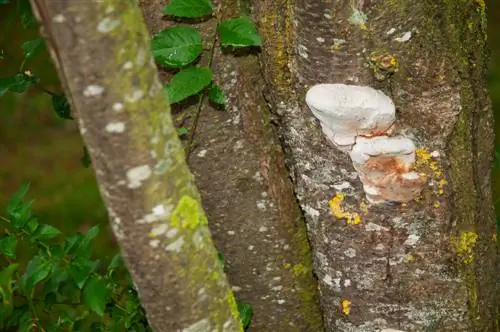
[255,0,498,331]
[30,1,242,331]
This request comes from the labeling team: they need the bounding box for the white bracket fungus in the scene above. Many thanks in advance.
[306,84,395,152]
[305,83,425,204]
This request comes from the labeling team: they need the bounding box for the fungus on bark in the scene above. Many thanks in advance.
[305,83,425,204]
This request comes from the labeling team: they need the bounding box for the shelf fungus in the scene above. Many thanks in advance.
[305,83,426,204]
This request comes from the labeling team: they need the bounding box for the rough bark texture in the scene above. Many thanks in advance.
[255,0,498,331]
[30,1,242,331]
[139,0,325,330]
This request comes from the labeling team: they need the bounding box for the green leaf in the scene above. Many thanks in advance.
[108,253,123,271]
[82,275,108,316]
[165,67,212,104]
[0,236,17,258]
[69,259,100,289]
[19,0,37,29]
[218,16,262,48]
[176,127,189,136]
[20,255,52,293]
[152,26,203,68]
[22,37,45,60]
[163,0,213,18]
[81,146,92,168]
[52,94,73,119]
[6,184,30,216]
[208,85,226,106]
[33,224,62,241]
[237,300,253,330]
[0,73,39,97]
[0,263,19,315]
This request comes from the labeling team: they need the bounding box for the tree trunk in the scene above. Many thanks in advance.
[29,1,242,331]
[255,0,498,331]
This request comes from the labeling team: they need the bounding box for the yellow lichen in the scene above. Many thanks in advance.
[329,193,361,225]
[405,254,414,263]
[415,147,447,197]
[453,231,478,264]
[341,299,352,315]
[170,195,208,230]
[292,264,307,276]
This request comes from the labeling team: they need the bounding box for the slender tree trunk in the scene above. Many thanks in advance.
[255,0,498,331]
[29,1,242,331]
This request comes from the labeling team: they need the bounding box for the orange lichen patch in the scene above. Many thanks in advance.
[329,193,361,225]
[341,299,352,316]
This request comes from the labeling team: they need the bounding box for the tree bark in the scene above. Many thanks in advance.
[29,1,242,331]
[255,0,498,331]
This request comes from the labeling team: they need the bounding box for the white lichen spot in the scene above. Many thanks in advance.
[431,150,440,158]
[228,230,236,236]
[120,61,133,72]
[135,47,147,66]
[126,165,152,189]
[277,299,285,305]
[182,318,211,332]
[166,228,178,238]
[303,205,320,218]
[386,28,396,35]
[97,17,120,33]
[248,245,255,251]
[257,201,266,210]
[365,222,389,232]
[395,31,412,43]
[298,44,308,59]
[344,279,351,287]
[348,9,367,27]
[316,37,325,43]
[125,89,144,103]
[78,118,87,134]
[149,239,160,248]
[333,181,352,191]
[105,121,125,133]
[404,234,420,247]
[53,14,66,23]
[83,84,104,97]
[112,102,124,112]
[375,243,385,250]
[259,226,268,232]
[165,237,184,252]
[197,149,207,157]
[138,204,172,224]
[149,223,168,237]
[323,274,334,286]
[344,248,356,258]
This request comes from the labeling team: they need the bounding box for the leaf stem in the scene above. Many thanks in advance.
[185,5,221,159]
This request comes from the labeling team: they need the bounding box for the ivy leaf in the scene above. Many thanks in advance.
[165,67,212,104]
[0,73,39,97]
[0,236,17,259]
[33,224,62,241]
[237,300,254,330]
[208,84,226,106]
[22,38,45,60]
[107,253,123,271]
[152,26,203,68]
[82,275,108,316]
[218,16,262,48]
[52,94,73,119]
[163,0,213,18]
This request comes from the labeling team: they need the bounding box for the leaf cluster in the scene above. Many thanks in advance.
[0,185,151,331]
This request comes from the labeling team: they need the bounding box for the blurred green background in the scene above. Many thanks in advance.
[0,1,499,263]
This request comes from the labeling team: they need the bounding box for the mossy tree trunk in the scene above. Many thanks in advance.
[255,0,498,331]
[29,1,242,331]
